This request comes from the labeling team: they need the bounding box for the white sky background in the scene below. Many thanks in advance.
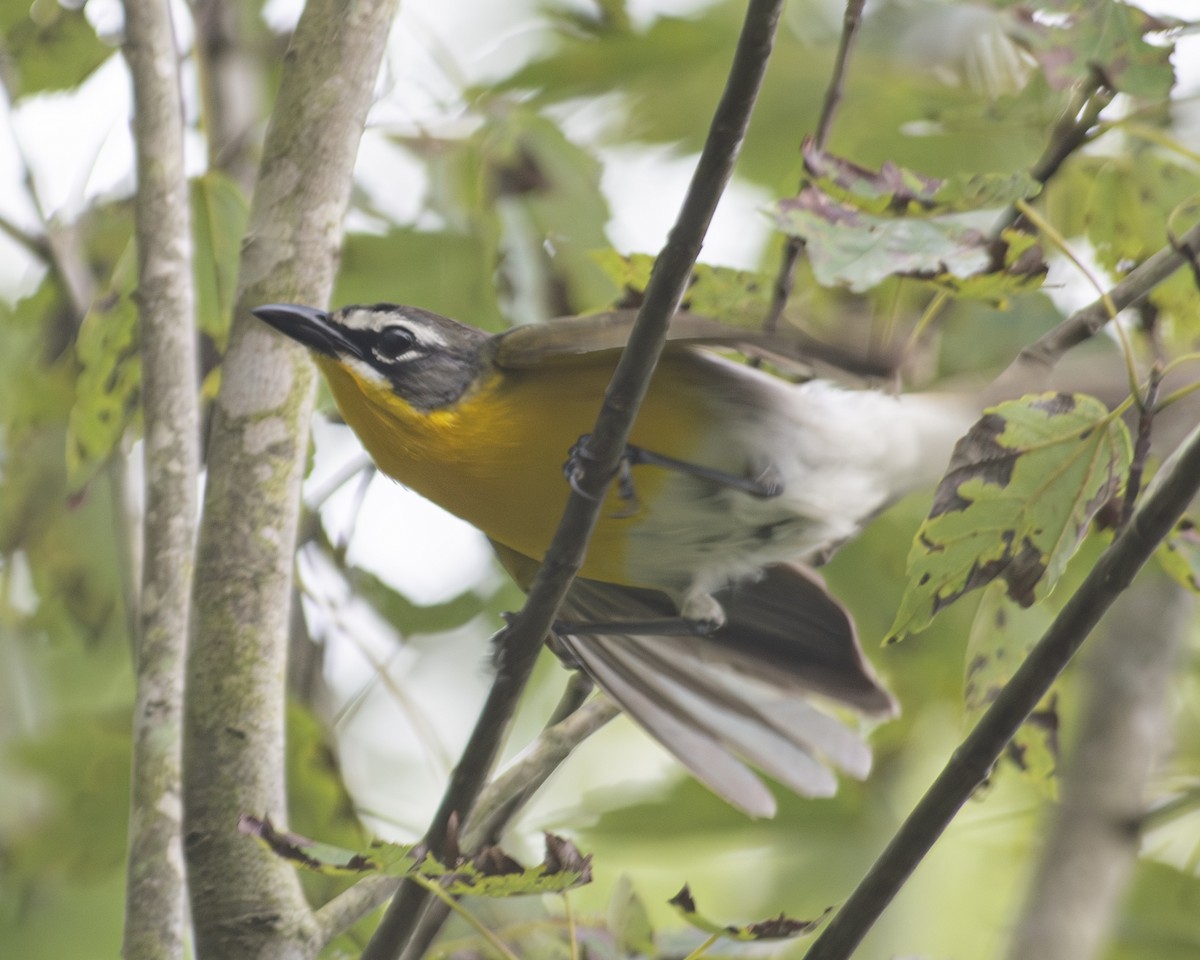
[4,0,1199,835]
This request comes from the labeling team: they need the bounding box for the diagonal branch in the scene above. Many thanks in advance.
[120,1,198,958]
[360,3,787,958]
[764,0,866,336]
[311,695,619,950]
[990,221,1200,395]
[803,421,1200,960]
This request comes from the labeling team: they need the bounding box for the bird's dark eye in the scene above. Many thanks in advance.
[374,325,417,362]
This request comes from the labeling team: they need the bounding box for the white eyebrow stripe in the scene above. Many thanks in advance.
[339,307,449,352]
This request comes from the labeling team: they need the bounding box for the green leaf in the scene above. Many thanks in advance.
[239,816,593,896]
[1155,516,1200,594]
[1013,1,1179,99]
[345,561,489,636]
[66,241,140,493]
[667,885,829,942]
[773,188,1046,298]
[192,171,248,350]
[591,250,772,326]
[608,875,655,958]
[887,393,1132,644]
[0,0,114,98]
[801,139,1042,216]
[965,583,1059,792]
[335,228,506,332]
[7,711,132,880]
[1111,860,1200,959]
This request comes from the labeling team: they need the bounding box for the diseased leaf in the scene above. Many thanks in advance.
[887,393,1132,644]
[668,885,829,942]
[591,250,771,326]
[1156,517,1200,594]
[240,816,592,896]
[773,187,1045,297]
[801,138,1042,215]
[1013,1,1179,99]
[965,583,1059,793]
[66,242,140,494]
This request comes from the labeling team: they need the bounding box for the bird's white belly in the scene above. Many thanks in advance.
[622,378,968,602]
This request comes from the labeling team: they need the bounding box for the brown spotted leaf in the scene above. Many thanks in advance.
[240,816,591,896]
[1155,516,1200,595]
[592,250,771,326]
[886,393,1131,644]
[668,885,829,942]
[965,583,1059,794]
[801,138,1042,216]
[772,187,1045,298]
[239,814,386,874]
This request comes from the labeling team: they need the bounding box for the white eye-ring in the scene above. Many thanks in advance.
[374,325,417,362]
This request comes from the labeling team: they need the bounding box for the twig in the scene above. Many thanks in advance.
[989,221,1200,396]
[763,0,866,336]
[360,5,785,958]
[311,695,619,949]
[802,420,1200,960]
[813,0,866,153]
[1168,213,1200,292]
[993,79,1114,235]
[1120,366,1161,529]
[0,211,51,263]
[120,1,198,958]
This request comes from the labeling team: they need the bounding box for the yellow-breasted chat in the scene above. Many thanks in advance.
[253,302,971,816]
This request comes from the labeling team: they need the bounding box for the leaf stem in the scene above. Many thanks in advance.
[682,932,722,960]
[410,874,522,960]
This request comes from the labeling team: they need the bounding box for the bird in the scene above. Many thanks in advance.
[253,301,972,817]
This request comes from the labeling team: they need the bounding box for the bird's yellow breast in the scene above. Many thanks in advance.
[316,352,711,586]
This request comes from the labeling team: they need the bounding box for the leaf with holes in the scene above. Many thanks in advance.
[886,393,1131,644]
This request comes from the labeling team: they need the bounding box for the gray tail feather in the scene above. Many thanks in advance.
[554,564,895,817]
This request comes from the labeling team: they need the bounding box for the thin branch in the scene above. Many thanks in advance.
[813,0,866,153]
[183,0,399,956]
[989,221,1200,396]
[993,79,1114,236]
[311,695,620,949]
[360,4,786,958]
[802,420,1200,960]
[120,1,198,958]
[763,0,866,336]
[0,210,51,263]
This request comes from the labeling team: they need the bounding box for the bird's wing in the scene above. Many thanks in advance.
[489,310,892,378]
[491,541,894,818]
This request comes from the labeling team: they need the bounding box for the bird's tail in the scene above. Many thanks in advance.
[493,541,894,818]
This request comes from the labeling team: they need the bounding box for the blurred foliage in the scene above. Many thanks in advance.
[1,0,1198,958]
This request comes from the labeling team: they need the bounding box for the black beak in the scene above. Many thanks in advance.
[252,303,358,359]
